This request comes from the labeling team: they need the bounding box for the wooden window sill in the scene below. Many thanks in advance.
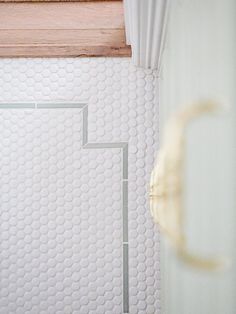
[0,1,131,57]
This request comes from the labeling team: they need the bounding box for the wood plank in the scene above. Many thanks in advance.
[0,45,130,58]
[0,29,126,46]
[0,2,124,29]
[0,0,122,2]
[0,1,131,57]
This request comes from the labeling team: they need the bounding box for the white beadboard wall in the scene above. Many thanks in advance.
[0,58,160,314]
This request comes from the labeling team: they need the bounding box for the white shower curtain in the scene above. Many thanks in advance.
[123,0,169,70]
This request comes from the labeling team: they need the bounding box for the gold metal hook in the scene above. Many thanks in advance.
[150,101,228,271]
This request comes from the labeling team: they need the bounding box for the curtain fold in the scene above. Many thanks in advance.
[123,0,169,70]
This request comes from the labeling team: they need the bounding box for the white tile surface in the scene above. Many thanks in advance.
[0,58,160,314]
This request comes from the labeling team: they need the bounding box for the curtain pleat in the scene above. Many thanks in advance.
[123,0,169,70]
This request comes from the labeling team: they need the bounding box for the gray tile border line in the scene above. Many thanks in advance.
[82,105,89,146]
[1,102,130,313]
[81,102,130,313]
[0,103,35,109]
[84,142,128,149]
[37,103,86,109]
[123,144,129,180]
[123,243,129,314]
[122,180,129,243]
[0,102,87,109]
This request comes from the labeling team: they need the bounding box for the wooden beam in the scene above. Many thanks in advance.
[0,0,122,2]
[0,1,131,57]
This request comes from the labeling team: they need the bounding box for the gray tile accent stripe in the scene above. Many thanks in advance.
[37,103,86,109]
[123,244,129,314]
[123,144,128,180]
[82,105,88,146]
[0,103,35,108]
[0,103,87,109]
[81,103,130,312]
[84,142,127,149]
[122,180,128,243]
[1,102,130,313]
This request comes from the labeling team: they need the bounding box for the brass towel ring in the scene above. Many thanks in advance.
[150,101,227,271]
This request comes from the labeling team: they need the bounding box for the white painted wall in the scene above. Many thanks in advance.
[159,1,236,313]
